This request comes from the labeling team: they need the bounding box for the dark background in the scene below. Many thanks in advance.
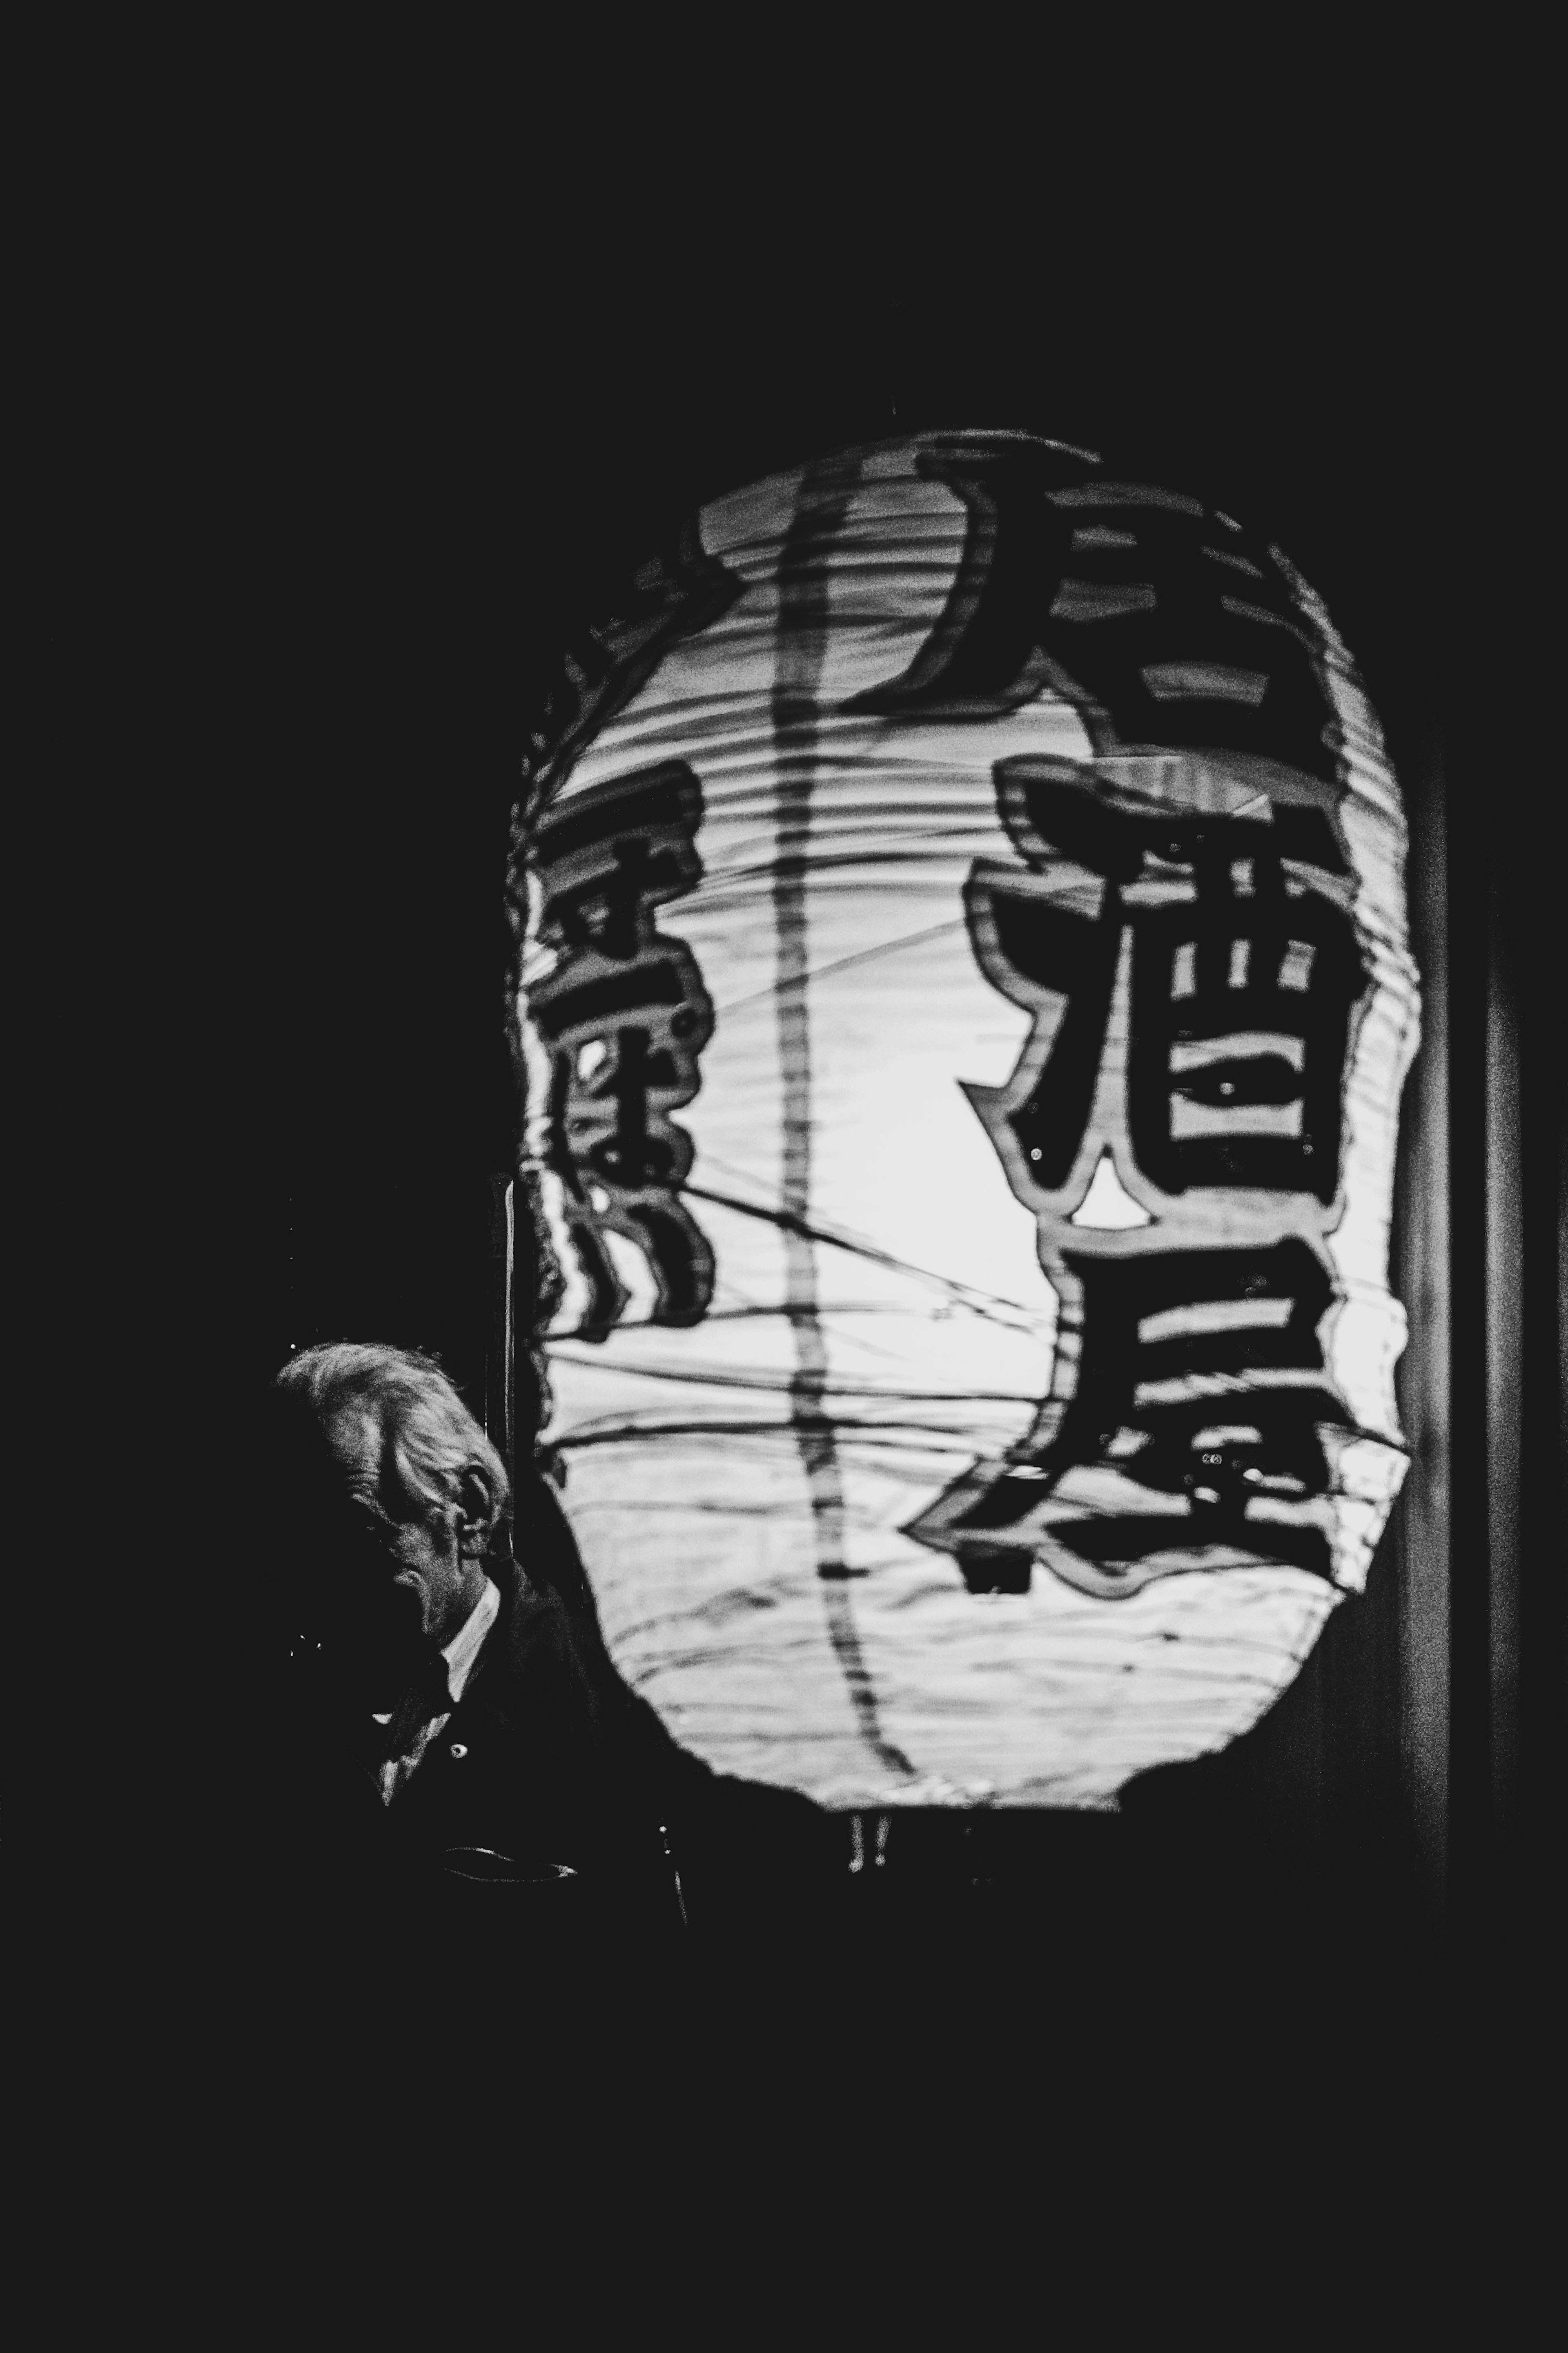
[209,145,1558,2056]
[19,58,1552,2244]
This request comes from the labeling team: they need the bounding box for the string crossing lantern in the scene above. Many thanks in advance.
[506,433,1420,1810]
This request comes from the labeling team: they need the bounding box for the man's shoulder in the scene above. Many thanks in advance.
[469,1558,606,1703]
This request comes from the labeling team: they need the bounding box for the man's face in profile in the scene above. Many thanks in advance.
[291,1409,462,1707]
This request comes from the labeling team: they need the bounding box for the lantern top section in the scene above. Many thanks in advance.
[518,428,1384,845]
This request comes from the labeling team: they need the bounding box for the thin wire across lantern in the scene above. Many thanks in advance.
[505,432,1420,1810]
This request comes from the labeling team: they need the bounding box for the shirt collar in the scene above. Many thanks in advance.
[440,1574,501,1707]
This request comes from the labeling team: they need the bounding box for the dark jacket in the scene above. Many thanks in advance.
[277,1512,837,1953]
[392,1558,708,1881]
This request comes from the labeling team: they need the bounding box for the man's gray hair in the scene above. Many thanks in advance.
[275,1341,512,1551]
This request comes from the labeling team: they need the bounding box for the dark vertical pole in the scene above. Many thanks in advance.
[1446,668,1492,1977]
[285,1194,298,1367]
[1394,700,1452,1952]
[511,1173,545,1476]
[1519,844,1568,1992]
[485,1174,514,1488]
[504,1181,514,1485]
[1387,503,1562,2016]
[1492,698,1564,2010]
[1443,555,1564,2004]
[1484,818,1525,1953]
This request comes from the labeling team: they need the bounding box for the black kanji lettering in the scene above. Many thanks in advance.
[907,1239,1352,1592]
[528,763,715,1336]
[851,436,1342,790]
[970,758,1366,1204]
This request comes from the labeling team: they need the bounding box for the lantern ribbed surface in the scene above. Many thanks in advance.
[506,432,1419,1808]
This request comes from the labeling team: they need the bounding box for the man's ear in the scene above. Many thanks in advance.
[454,1465,494,1555]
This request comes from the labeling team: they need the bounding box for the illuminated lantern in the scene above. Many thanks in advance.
[506,433,1419,1810]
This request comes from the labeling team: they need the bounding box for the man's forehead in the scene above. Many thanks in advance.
[323,1405,383,1488]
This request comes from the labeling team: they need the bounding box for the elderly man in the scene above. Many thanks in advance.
[270,1340,827,1945]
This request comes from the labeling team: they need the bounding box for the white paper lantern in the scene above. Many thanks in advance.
[506,432,1420,1810]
